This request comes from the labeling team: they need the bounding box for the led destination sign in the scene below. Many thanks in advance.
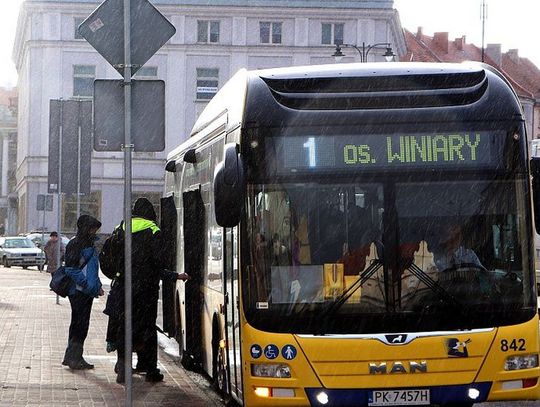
[274,132,500,173]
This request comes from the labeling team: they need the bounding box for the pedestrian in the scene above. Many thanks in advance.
[104,198,189,384]
[62,214,104,370]
[43,231,65,273]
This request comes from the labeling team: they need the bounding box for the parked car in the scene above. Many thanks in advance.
[0,236,46,270]
[25,232,70,248]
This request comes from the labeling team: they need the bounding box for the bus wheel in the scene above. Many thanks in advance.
[212,318,227,396]
[181,351,196,371]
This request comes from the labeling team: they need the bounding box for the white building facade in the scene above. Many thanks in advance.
[13,0,405,233]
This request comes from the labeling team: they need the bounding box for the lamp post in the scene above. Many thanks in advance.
[332,42,395,63]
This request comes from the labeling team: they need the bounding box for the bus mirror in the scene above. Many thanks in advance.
[214,143,246,227]
[183,149,197,164]
[165,160,177,172]
[531,157,540,234]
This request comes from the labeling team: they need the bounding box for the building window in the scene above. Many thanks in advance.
[18,193,26,234]
[196,68,219,100]
[73,65,95,98]
[62,191,101,233]
[260,22,282,44]
[134,66,158,78]
[74,17,85,39]
[7,132,16,193]
[197,20,220,43]
[322,22,344,45]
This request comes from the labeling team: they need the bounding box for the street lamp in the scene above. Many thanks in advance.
[332,42,396,63]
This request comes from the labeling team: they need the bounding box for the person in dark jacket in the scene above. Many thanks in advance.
[106,198,189,384]
[62,214,103,370]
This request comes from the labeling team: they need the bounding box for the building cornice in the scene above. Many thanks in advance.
[26,0,393,9]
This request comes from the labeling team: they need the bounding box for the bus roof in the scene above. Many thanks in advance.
[168,62,524,161]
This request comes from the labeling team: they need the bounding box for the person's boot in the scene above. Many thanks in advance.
[116,370,125,384]
[145,369,164,382]
[134,362,148,374]
[68,359,94,370]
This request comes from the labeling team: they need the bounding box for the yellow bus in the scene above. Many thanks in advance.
[162,62,540,406]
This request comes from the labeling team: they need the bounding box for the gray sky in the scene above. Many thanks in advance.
[0,0,23,88]
[0,0,539,88]
[394,0,540,67]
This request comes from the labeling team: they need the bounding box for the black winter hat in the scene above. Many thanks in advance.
[77,214,102,230]
[132,198,157,222]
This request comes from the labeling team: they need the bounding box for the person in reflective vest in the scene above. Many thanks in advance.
[104,198,189,384]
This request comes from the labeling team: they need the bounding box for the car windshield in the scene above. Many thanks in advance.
[4,238,36,249]
[28,234,70,246]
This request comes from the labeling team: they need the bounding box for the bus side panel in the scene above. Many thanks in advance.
[478,315,540,401]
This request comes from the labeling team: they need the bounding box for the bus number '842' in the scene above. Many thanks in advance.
[500,338,526,352]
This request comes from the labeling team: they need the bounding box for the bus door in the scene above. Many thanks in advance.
[182,188,205,369]
[224,226,243,401]
[160,195,177,337]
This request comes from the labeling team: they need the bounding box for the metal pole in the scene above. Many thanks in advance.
[40,209,45,273]
[76,100,82,220]
[481,0,487,62]
[56,99,63,305]
[123,0,133,404]
[362,42,366,63]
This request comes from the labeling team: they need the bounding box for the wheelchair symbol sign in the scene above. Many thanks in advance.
[281,344,297,360]
[264,344,279,359]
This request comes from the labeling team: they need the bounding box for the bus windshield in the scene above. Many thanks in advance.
[242,126,536,334]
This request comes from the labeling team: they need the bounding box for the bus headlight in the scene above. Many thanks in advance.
[504,354,539,371]
[251,363,291,378]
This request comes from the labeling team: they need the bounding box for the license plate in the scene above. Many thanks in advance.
[368,389,430,406]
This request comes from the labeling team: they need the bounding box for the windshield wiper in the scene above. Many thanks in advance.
[319,259,468,328]
[407,262,469,319]
[320,259,383,320]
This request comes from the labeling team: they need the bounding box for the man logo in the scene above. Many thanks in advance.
[369,361,428,374]
[385,334,408,344]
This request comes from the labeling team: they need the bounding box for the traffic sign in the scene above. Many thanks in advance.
[37,195,53,212]
[48,99,92,195]
[93,79,165,151]
[78,0,175,76]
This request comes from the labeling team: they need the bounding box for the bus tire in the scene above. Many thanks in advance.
[181,351,196,371]
[212,316,227,396]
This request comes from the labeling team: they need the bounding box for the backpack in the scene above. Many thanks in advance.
[49,266,71,297]
[99,222,124,280]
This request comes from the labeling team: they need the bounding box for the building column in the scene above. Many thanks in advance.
[1,136,8,197]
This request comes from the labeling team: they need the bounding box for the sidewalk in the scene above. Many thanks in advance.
[0,266,224,407]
